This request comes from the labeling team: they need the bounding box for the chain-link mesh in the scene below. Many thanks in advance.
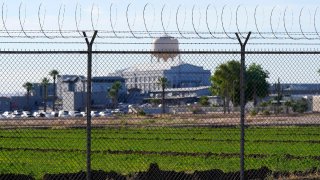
[0,51,319,179]
[244,52,320,179]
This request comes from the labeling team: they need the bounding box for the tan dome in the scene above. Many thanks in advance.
[152,35,179,61]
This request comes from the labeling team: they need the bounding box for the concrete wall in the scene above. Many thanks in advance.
[313,96,320,112]
[63,92,86,111]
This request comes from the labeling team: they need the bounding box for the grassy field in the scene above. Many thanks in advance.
[0,126,319,179]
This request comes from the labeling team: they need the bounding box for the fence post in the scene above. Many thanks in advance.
[235,32,251,180]
[83,30,98,180]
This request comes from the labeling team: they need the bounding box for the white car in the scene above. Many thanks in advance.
[21,111,34,118]
[80,111,87,117]
[58,111,70,118]
[99,111,112,117]
[51,111,59,117]
[37,112,51,118]
[90,111,100,117]
[12,110,22,118]
[2,111,12,118]
[111,109,124,114]
[69,111,83,117]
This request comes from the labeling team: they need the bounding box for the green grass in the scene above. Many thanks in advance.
[0,126,319,179]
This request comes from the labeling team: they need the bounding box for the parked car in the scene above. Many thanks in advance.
[111,109,124,114]
[33,111,39,117]
[58,111,70,118]
[2,111,12,118]
[38,112,46,117]
[51,111,59,117]
[12,110,22,118]
[44,112,53,118]
[36,112,52,118]
[69,111,83,117]
[90,111,100,117]
[21,111,34,118]
[80,111,87,117]
[99,111,112,117]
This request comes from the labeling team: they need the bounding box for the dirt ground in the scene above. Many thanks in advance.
[0,113,319,129]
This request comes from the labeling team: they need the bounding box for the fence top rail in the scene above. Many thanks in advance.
[0,50,320,54]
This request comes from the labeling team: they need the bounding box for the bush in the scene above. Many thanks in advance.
[262,110,270,116]
[249,109,258,116]
[199,96,210,106]
[192,108,204,114]
[137,110,146,116]
[292,99,308,113]
[275,107,283,114]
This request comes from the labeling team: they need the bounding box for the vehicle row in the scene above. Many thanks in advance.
[0,109,125,119]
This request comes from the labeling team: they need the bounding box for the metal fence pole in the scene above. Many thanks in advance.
[235,32,251,180]
[83,30,98,180]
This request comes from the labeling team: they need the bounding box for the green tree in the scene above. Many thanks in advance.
[108,81,122,108]
[41,77,50,112]
[210,61,269,113]
[259,101,268,112]
[246,63,270,107]
[284,101,292,114]
[49,70,59,111]
[22,82,33,111]
[199,96,210,106]
[157,77,168,114]
[292,99,308,113]
[210,60,240,113]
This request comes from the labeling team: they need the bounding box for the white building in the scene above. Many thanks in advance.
[57,75,126,111]
[111,61,211,93]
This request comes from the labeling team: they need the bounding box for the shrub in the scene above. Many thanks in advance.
[262,110,270,116]
[137,110,146,116]
[275,107,283,114]
[192,108,204,114]
[199,96,210,106]
[292,99,308,113]
[249,109,258,116]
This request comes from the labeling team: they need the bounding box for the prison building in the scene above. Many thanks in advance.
[111,61,211,93]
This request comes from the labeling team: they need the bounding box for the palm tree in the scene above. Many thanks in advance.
[49,70,59,111]
[108,81,122,108]
[157,77,168,114]
[41,77,50,112]
[22,82,33,111]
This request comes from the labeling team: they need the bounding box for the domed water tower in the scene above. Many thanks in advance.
[151,35,180,62]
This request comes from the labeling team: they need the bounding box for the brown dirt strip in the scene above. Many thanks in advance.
[1,147,320,161]
[1,135,320,144]
[0,147,265,158]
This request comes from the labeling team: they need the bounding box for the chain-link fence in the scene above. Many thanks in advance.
[0,50,319,180]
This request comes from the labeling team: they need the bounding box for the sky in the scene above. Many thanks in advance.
[1,0,320,49]
[1,0,320,94]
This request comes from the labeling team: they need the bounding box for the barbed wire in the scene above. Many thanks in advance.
[1,2,320,43]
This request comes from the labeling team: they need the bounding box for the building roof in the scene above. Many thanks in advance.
[150,86,210,93]
[122,61,186,72]
[92,76,125,82]
[60,75,86,82]
[270,83,320,91]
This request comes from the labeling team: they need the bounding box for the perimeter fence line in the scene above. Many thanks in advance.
[0,31,320,180]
